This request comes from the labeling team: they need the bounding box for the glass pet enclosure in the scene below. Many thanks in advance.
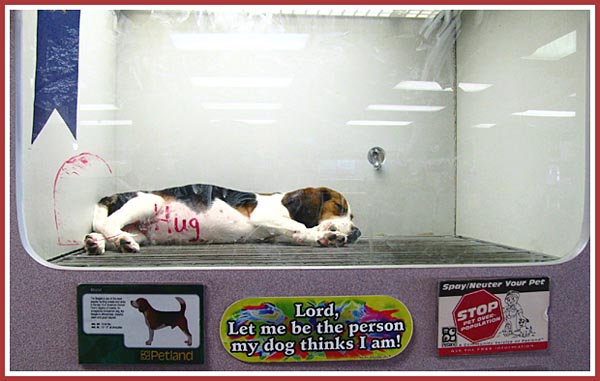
[14,7,590,268]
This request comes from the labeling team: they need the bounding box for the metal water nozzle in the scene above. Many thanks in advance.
[368,147,386,170]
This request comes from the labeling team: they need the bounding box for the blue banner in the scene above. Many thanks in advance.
[32,10,81,144]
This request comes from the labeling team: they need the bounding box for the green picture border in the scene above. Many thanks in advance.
[77,284,204,364]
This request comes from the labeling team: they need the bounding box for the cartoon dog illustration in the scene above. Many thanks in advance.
[516,316,534,337]
[130,297,192,346]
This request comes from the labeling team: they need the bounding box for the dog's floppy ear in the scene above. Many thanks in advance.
[132,298,147,312]
[317,187,332,202]
[282,187,330,228]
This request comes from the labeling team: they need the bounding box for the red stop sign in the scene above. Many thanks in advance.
[452,289,504,343]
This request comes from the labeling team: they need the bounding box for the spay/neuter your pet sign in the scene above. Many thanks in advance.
[437,277,549,356]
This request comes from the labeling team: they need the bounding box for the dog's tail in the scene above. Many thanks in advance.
[176,297,186,313]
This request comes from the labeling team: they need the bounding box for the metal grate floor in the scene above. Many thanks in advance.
[49,236,557,268]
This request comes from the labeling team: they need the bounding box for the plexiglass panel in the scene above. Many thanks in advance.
[14,8,589,268]
[456,10,589,258]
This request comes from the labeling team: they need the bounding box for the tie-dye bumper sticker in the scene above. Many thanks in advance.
[220,295,413,362]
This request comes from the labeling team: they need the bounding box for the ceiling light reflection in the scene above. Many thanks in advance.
[80,120,133,126]
[347,120,413,126]
[202,102,282,110]
[192,77,293,88]
[170,33,309,51]
[394,81,453,92]
[458,83,493,92]
[367,104,445,112]
[522,31,577,61]
[512,110,576,118]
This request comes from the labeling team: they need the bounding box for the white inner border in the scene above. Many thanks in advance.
[5,4,595,378]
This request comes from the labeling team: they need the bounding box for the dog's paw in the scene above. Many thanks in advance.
[84,233,106,255]
[317,231,348,247]
[293,229,348,247]
[115,233,140,253]
[145,340,152,346]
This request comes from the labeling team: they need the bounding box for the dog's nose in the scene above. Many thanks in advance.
[347,226,361,243]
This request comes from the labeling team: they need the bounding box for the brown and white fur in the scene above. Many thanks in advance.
[130,297,192,346]
[84,184,360,255]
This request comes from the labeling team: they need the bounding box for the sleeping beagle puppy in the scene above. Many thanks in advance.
[130,297,192,346]
[84,184,360,255]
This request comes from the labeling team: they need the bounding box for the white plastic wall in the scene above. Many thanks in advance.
[18,10,458,260]
[112,11,457,240]
[456,10,589,257]
[16,9,588,262]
